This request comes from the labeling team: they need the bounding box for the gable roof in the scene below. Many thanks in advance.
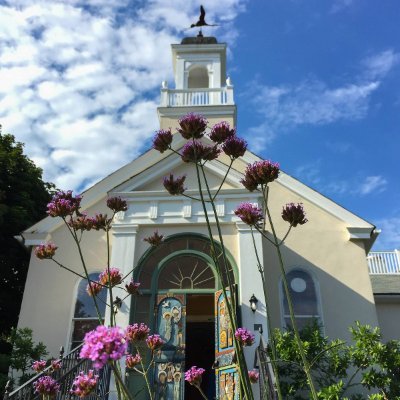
[22,134,377,250]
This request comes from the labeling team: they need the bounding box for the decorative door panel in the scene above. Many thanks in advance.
[154,294,185,400]
[215,289,239,399]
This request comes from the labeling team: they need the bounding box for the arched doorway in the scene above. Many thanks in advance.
[129,234,238,400]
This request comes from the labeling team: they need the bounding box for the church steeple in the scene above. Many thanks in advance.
[157,35,236,130]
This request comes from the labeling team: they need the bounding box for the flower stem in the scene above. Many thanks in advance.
[111,362,134,400]
[136,346,154,400]
[196,385,209,400]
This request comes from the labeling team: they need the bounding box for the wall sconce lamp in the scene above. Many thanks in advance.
[249,294,258,313]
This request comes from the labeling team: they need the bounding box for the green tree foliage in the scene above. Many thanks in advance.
[0,129,54,336]
[271,322,400,399]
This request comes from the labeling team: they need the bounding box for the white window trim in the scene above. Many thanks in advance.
[279,267,325,333]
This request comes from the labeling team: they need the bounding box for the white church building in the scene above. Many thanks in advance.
[17,34,400,399]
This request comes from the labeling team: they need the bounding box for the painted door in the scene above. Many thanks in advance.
[154,294,186,400]
[215,289,240,400]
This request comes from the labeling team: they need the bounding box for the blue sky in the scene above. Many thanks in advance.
[0,0,399,250]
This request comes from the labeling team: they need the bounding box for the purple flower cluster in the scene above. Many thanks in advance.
[99,267,122,287]
[234,203,263,226]
[222,136,247,159]
[143,230,164,246]
[32,360,47,373]
[185,366,205,386]
[70,370,98,398]
[209,121,235,144]
[234,327,255,347]
[248,370,259,384]
[51,359,62,371]
[181,141,220,163]
[241,160,280,191]
[125,279,141,295]
[33,376,60,397]
[126,353,142,369]
[126,323,150,342]
[163,174,186,195]
[106,196,128,213]
[68,214,94,231]
[281,203,308,227]
[80,325,127,369]
[86,281,103,297]
[153,129,173,153]
[178,113,208,139]
[47,190,82,218]
[35,243,57,260]
[90,213,109,231]
[146,334,165,351]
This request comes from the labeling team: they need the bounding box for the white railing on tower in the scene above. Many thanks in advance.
[367,250,400,275]
[160,85,234,107]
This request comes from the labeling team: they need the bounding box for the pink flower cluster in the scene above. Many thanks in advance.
[234,203,263,226]
[241,160,280,191]
[47,190,82,218]
[281,203,308,227]
[86,281,104,297]
[126,323,150,342]
[126,353,142,369]
[143,230,164,246]
[51,359,62,371]
[163,174,186,195]
[177,113,208,139]
[99,267,122,287]
[248,369,259,383]
[68,214,95,231]
[234,327,255,347]
[146,334,165,351]
[184,366,205,386]
[70,370,98,398]
[209,121,235,144]
[153,129,173,153]
[125,279,141,295]
[80,325,127,369]
[33,376,60,397]
[106,196,128,213]
[34,243,57,260]
[32,360,47,373]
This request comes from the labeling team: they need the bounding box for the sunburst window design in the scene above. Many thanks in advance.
[158,256,215,290]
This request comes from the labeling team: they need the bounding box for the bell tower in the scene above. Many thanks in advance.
[158,35,236,130]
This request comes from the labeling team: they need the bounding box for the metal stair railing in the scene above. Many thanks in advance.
[254,336,278,400]
[3,344,111,400]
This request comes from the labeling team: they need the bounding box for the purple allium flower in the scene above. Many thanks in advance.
[209,121,235,144]
[180,140,206,163]
[281,203,308,227]
[222,136,247,159]
[143,230,164,246]
[146,334,165,351]
[125,279,141,295]
[34,243,57,260]
[177,113,208,139]
[126,353,142,369]
[68,214,94,231]
[248,370,259,384]
[86,281,103,297]
[70,370,98,398]
[241,160,280,191]
[33,376,60,397]
[51,359,62,371]
[153,129,173,153]
[47,190,82,218]
[126,323,150,342]
[234,327,255,347]
[99,267,122,287]
[80,326,127,369]
[163,174,186,195]
[91,213,109,231]
[234,203,263,226]
[32,360,47,373]
[184,366,205,386]
[106,196,128,213]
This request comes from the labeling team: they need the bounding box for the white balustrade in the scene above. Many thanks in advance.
[367,250,400,275]
[160,87,234,107]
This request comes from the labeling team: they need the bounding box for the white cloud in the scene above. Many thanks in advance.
[373,217,400,250]
[330,0,354,14]
[0,0,247,191]
[357,175,388,195]
[362,49,400,79]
